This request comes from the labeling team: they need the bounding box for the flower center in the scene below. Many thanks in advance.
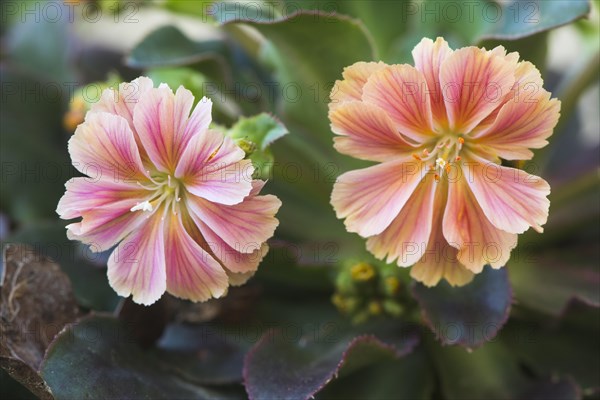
[412,135,465,182]
[131,172,182,216]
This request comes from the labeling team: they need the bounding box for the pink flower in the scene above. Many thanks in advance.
[57,77,281,305]
[330,38,560,287]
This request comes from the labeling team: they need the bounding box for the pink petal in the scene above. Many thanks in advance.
[192,212,268,273]
[440,47,516,134]
[186,188,281,253]
[107,211,167,305]
[164,212,229,302]
[177,132,253,205]
[412,37,453,130]
[330,101,416,162]
[471,91,560,161]
[57,178,147,220]
[331,158,425,237]
[133,86,209,172]
[330,61,387,110]
[66,198,148,252]
[90,76,154,132]
[362,65,435,143]
[410,189,474,287]
[463,153,551,234]
[443,174,517,273]
[366,174,437,266]
[69,112,148,182]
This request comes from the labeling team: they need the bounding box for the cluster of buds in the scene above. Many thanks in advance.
[332,261,406,324]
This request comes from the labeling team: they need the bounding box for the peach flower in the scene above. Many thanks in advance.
[330,38,560,287]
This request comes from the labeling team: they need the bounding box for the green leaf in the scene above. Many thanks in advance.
[521,376,582,400]
[412,266,512,348]
[228,113,288,151]
[316,347,435,400]
[510,247,600,316]
[243,323,419,400]
[40,315,246,400]
[227,113,289,179]
[430,340,529,400]
[504,300,600,391]
[222,12,375,143]
[127,25,224,68]
[478,0,591,41]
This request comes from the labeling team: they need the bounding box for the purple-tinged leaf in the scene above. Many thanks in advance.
[503,299,600,391]
[430,340,529,400]
[243,323,419,400]
[510,247,600,316]
[520,376,582,400]
[412,266,512,348]
[40,315,246,400]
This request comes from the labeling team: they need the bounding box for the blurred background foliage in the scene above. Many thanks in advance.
[1,0,599,399]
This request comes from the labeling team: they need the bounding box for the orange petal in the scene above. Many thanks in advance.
[462,153,550,234]
[367,174,437,266]
[443,172,518,273]
[410,184,474,287]
[440,47,516,134]
[329,61,387,111]
[412,37,453,131]
[331,158,425,237]
[362,65,435,143]
[330,101,415,162]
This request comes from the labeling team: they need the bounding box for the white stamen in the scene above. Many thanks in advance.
[130,201,153,212]
[435,158,447,172]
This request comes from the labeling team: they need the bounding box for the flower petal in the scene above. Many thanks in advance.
[133,85,207,172]
[362,64,435,142]
[330,61,387,110]
[331,158,425,237]
[412,37,453,130]
[410,188,474,287]
[176,132,253,205]
[192,212,269,274]
[472,90,560,160]
[164,212,229,302]
[186,185,281,253]
[330,101,416,162]
[366,174,436,266]
[440,47,516,133]
[90,76,154,132]
[69,112,148,183]
[107,211,167,305]
[443,173,518,273]
[463,153,551,234]
[57,178,147,220]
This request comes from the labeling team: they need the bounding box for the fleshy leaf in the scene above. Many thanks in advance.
[315,347,434,400]
[222,12,375,143]
[40,315,246,399]
[520,376,582,400]
[227,113,289,179]
[127,25,224,68]
[1,244,83,400]
[412,266,512,348]
[243,323,419,400]
[503,299,600,391]
[478,0,591,41]
[510,247,600,316]
[431,340,529,400]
